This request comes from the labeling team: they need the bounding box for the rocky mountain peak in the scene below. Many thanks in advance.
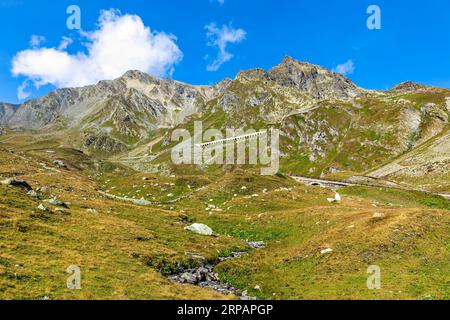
[391,81,427,92]
[120,69,160,84]
[279,55,313,67]
[266,56,364,99]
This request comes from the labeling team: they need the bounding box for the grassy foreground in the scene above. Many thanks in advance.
[0,141,448,300]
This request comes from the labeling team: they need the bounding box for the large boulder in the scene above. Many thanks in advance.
[184,223,214,236]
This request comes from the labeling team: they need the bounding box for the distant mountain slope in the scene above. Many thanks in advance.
[7,71,214,132]
[0,57,368,152]
[2,71,221,151]
[281,88,450,177]
[368,128,450,192]
[1,57,449,185]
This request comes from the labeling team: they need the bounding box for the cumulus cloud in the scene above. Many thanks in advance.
[333,60,355,76]
[12,9,183,99]
[205,23,246,71]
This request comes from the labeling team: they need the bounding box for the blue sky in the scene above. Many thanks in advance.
[0,0,449,103]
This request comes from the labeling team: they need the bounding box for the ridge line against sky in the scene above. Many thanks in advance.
[0,0,449,103]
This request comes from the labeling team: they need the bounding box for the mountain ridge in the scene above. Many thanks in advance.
[0,56,449,186]
[0,56,443,130]
[0,56,368,128]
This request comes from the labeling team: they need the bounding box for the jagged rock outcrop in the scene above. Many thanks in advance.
[266,56,364,99]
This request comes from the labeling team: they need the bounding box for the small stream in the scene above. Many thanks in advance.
[98,191,267,299]
[168,241,266,300]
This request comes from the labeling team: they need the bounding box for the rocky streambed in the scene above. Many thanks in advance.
[168,241,266,300]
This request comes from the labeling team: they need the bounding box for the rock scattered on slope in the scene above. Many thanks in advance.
[372,212,385,219]
[327,192,341,203]
[37,204,49,212]
[44,197,70,208]
[36,186,48,193]
[133,198,152,206]
[55,207,69,215]
[248,241,266,249]
[1,178,32,191]
[27,190,39,198]
[320,248,333,254]
[168,244,264,300]
[168,264,256,299]
[184,223,214,236]
[52,160,67,168]
[170,265,219,285]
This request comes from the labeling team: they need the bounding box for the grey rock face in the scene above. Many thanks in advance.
[0,103,19,125]
[83,133,128,152]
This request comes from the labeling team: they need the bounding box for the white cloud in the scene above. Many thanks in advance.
[12,9,183,98]
[58,36,73,51]
[205,23,246,71]
[333,60,355,76]
[17,80,31,100]
[29,35,45,48]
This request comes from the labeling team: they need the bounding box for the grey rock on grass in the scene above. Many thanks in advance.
[184,223,214,236]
